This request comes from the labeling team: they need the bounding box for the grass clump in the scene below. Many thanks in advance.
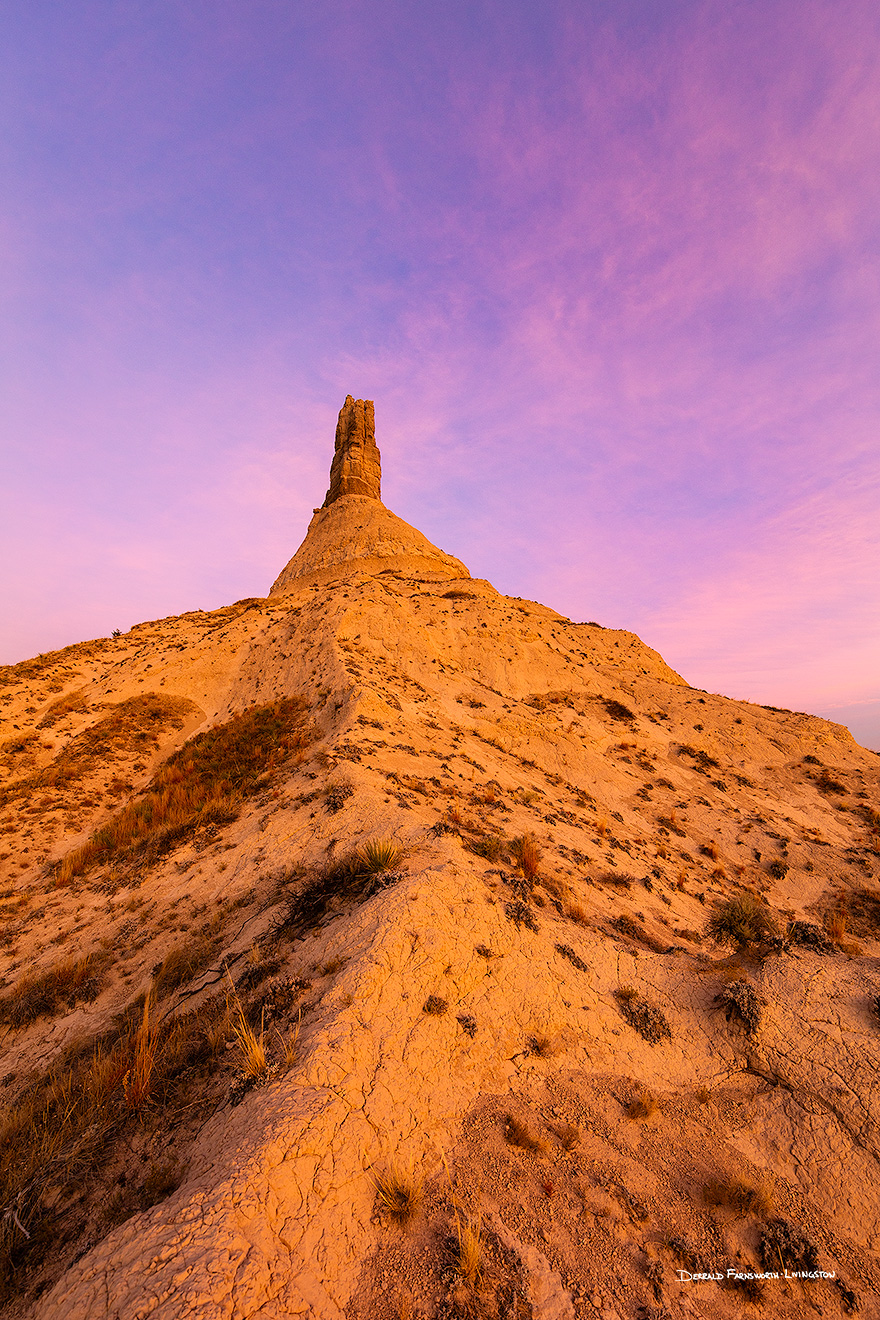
[423,995,448,1015]
[274,839,405,941]
[452,1216,483,1285]
[706,892,778,950]
[704,1176,773,1217]
[555,942,589,972]
[57,697,312,883]
[152,935,216,998]
[714,979,762,1035]
[0,952,109,1028]
[509,833,541,881]
[373,1165,423,1226]
[625,1090,658,1121]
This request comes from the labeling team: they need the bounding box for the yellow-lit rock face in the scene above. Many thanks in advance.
[2,402,878,1319]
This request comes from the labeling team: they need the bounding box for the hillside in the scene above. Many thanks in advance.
[1,397,878,1320]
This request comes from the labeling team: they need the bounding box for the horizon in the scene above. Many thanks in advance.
[2,0,878,750]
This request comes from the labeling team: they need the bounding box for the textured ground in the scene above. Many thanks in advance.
[1,499,878,1319]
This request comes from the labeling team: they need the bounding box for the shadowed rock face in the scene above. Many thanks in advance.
[323,395,381,505]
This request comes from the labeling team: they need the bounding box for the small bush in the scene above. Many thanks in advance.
[616,990,672,1044]
[423,995,448,1015]
[759,1218,819,1273]
[786,920,833,953]
[456,1014,477,1037]
[468,835,505,862]
[715,979,761,1035]
[767,859,789,880]
[604,699,635,722]
[555,942,589,972]
[373,1166,422,1226]
[324,781,354,812]
[706,893,778,950]
[504,900,538,932]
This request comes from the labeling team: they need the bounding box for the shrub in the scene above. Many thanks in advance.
[467,835,505,862]
[555,942,589,972]
[604,699,635,722]
[767,859,789,880]
[324,781,354,812]
[706,893,778,950]
[504,900,538,932]
[423,995,448,1015]
[759,1218,819,1273]
[715,979,761,1035]
[786,920,833,953]
[615,990,672,1044]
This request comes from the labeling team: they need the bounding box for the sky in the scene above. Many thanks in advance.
[1,0,879,750]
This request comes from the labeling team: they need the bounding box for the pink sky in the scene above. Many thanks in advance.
[2,0,879,748]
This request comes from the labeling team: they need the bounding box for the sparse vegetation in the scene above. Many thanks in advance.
[767,858,789,880]
[704,1175,773,1217]
[603,699,635,722]
[274,840,405,940]
[786,920,833,953]
[324,781,354,812]
[423,995,448,1015]
[0,951,110,1027]
[615,989,672,1044]
[56,698,312,883]
[509,833,541,881]
[625,1090,658,1120]
[715,979,762,1035]
[555,942,589,971]
[373,1165,423,1226]
[451,1216,484,1285]
[153,934,216,998]
[706,892,778,950]
[759,1218,819,1273]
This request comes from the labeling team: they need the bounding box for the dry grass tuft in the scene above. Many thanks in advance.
[153,935,216,998]
[510,833,542,881]
[123,994,159,1112]
[706,892,778,950]
[373,1165,423,1226]
[359,837,405,874]
[0,952,109,1028]
[625,1090,658,1121]
[704,1176,774,1218]
[452,1216,484,1285]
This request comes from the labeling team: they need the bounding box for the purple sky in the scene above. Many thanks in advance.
[2,0,879,749]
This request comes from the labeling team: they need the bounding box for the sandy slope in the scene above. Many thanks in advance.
[1,496,878,1319]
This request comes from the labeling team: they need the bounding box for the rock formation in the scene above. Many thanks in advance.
[323,395,381,505]
[1,397,878,1320]
[270,396,469,594]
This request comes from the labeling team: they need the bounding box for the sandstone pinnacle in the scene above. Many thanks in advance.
[269,395,469,593]
[323,395,381,505]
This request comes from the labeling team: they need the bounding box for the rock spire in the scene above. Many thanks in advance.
[323,395,381,506]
